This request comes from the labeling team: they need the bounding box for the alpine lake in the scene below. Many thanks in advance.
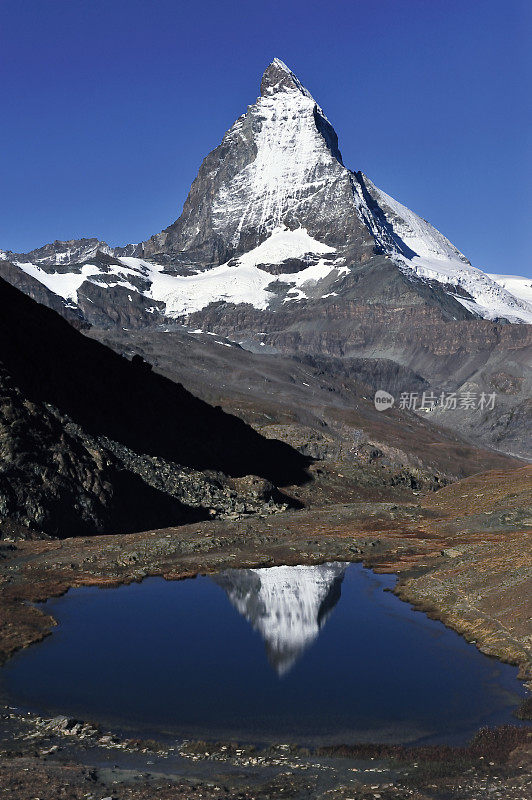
[2,562,528,746]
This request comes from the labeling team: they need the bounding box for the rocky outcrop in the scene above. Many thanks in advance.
[0,375,287,538]
[0,238,112,268]
[0,368,196,538]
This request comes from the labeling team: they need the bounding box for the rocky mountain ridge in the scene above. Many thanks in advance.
[1,59,530,459]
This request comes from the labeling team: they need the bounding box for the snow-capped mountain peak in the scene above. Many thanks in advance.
[1,59,531,326]
[260,58,313,98]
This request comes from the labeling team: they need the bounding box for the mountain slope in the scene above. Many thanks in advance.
[0,277,311,538]
[0,277,519,541]
[88,323,523,478]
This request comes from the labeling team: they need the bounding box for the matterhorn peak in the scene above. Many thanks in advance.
[260,58,312,98]
[4,58,532,331]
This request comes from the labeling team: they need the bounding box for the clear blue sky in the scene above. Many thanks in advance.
[1,0,530,276]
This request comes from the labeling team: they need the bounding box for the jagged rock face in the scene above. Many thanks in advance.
[213,562,347,675]
[138,60,373,267]
[1,238,113,269]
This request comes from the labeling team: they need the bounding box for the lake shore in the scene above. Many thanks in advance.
[0,464,530,797]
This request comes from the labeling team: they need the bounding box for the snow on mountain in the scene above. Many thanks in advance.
[410,262,532,324]
[397,251,532,324]
[358,175,532,324]
[2,59,531,326]
[359,175,470,266]
[214,562,346,675]
[213,65,344,243]
[8,228,343,316]
[13,262,103,303]
[487,274,532,307]
[143,227,342,314]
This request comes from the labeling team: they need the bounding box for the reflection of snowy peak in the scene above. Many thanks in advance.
[1,58,531,325]
[213,562,346,675]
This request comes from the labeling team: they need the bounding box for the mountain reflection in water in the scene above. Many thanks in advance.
[212,563,347,675]
[3,564,528,744]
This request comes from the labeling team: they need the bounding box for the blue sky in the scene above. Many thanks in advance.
[1,0,530,276]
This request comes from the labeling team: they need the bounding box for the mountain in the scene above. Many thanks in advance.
[213,562,347,675]
[0,277,312,539]
[0,276,517,541]
[1,59,530,458]
[2,59,531,327]
[88,323,521,483]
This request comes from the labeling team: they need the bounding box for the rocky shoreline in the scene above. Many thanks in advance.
[0,464,530,798]
[1,707,530,800]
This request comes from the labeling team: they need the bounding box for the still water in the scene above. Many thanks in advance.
[2,563,527,745]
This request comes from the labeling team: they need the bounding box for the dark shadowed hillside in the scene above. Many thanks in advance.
[0,278,310,538]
